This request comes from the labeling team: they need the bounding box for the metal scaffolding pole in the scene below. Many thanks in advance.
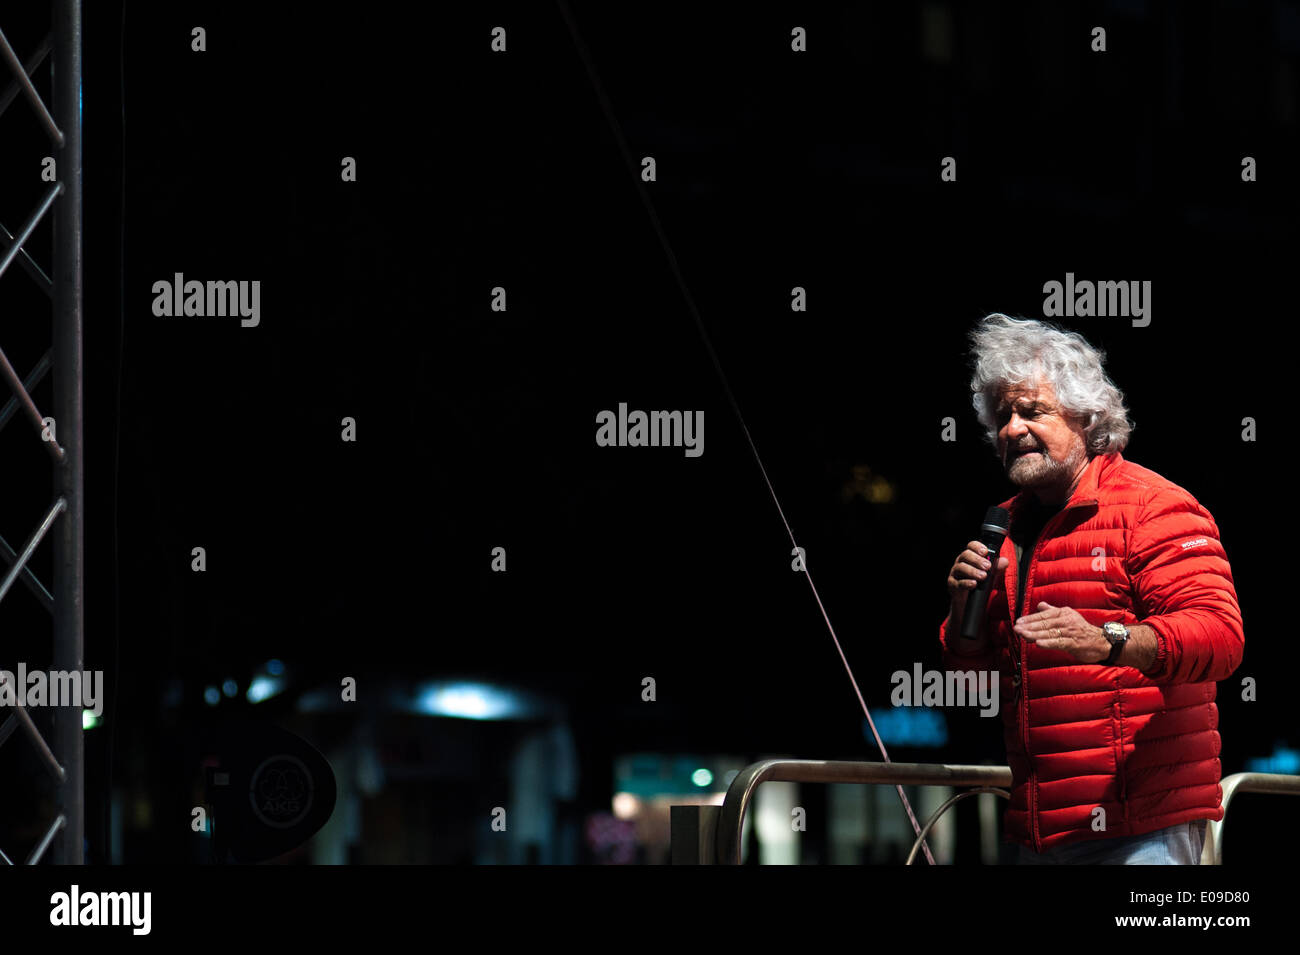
[51,0,85,866]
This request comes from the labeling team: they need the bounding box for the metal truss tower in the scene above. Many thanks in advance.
[0,0,83,865]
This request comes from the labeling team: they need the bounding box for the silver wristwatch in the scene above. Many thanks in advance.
[1102,621,1129,666]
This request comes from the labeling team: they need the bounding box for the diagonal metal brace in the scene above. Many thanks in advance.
[0,674,68,783]
[0,348,52,435]
[0,529,55,613]
[0,344,64,462]
[0,218,54,296]
[0,31,50,120]
[0,497,65,606]
[25,814,67,864]
[0,182,62,284]
[0,26,63,145]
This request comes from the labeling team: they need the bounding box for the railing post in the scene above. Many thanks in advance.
[1204,772,1300,866]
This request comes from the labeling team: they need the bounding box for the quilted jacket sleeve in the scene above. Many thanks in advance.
[939,613,998,673]
[1125,485,1245,684]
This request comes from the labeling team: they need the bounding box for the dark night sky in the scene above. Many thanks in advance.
[0,1,1291,862]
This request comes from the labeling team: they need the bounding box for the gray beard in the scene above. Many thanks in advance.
[1006,446,1085,490]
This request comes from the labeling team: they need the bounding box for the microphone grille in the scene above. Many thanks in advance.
[983,506,1010,533]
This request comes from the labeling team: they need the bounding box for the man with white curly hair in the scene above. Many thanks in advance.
[940,313,1244,865]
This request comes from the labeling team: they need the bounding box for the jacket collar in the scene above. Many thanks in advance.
[1001,450,1121,523]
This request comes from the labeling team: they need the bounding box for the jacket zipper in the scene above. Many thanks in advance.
[1016,497,1098,853]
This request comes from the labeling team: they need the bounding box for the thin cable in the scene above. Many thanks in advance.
[554,1,936,865]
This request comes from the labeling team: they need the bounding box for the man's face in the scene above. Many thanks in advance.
[994,379,1090,492]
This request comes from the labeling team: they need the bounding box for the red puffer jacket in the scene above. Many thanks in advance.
[939,451,1244,852]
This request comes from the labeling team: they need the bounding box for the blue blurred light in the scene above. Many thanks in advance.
[867,709,949,748]
[1245,746,1300,775]
[246,676,284,704]
[691,768,713,788]
[203,686,220,706]
[221,679,238,698]
[416,682,522,720]
[266,659,284,676]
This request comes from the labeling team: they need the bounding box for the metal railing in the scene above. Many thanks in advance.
[0,1,84,865]
[1204,772,1300,866]
[670,759,1300,865]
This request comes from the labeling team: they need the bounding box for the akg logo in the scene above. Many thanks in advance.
[249,755,314,829]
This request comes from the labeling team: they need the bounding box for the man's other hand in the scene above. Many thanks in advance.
[1014,601,1110,663]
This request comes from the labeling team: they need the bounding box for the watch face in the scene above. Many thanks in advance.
[1103,623,1125,642]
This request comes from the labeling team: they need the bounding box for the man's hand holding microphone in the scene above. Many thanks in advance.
[946,507,1011,654]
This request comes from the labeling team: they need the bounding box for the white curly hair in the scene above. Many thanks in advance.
[968,313,1134,455]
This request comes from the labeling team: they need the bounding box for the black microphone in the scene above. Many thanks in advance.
[960,506,1010,639]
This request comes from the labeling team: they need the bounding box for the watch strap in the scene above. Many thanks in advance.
[1103,624,1127,665]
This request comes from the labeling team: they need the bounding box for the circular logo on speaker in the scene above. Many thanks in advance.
[249,755,314,829]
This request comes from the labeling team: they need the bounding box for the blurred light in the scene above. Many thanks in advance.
[221,679,238,698]
[246,676,284,704]
[843,465,895,504]
[584,813,637,864]
[612,792,640,819]
[1246,746,1300,775]
[416,682,522,720]
[266,659,284,676]
[358,743,385,797]
[867,477,894,503]
[868,709,948,747]
[755,781,799,864]
[203,686,220,706]
[295,679,548,718]
[82,710,99,730]
[296,687,332,712]
[614,754,749,798]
